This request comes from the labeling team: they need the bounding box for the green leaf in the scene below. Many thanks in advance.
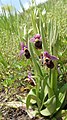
[56,91,66,112]
[40,20,46,51]
[26,88,41,110]
[31,8,38,33]
[59,83,67,93]
[46,83,54,98]
[40,108,52,116]
[56,83,67,112]
[44,85,48,98]
[39,76,48,101]
[52,118,56,120]
[40,95,56,116]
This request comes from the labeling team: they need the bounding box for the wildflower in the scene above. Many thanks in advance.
[30,34,42,49]
[20,42,30,59]
[44,51,59,69]
[45,58,54,69]
[25,72,36,86]
[44,51,59,60]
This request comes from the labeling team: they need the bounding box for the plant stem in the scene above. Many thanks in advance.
[51,48,58,94]
[49,68,51,86]
[51,67,57,94]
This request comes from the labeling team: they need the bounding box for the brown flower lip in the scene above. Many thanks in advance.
[24,49,30,59]
[43,51,59,69]
[45,59,54,69]
[35,40,42,49]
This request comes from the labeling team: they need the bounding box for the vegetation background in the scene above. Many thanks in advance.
[0,0,67,119]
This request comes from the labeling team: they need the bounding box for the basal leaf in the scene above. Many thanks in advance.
[40,96,56,116]
[55,83,67,112]
[42,95,56,115]
[56,91,66,112]
[40,107,52,116]
[59,83,67,93]
[26,88,41,110]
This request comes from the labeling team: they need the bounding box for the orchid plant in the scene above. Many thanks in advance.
[20,33,67,119]
[19,3,67,117]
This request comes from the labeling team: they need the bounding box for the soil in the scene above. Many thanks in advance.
[0,85,45,120]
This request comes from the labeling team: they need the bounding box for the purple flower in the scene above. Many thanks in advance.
[28,72,32,80]
[27,72,36,86]
[20,42,25,50]
[30,37,35,42]
[45,59,54,69]
[44,51,59,60]
[20,42,30,59]
[43,51,59,69]
[34,34,41,39]
[30,34,42,49]
[30,34,41,42]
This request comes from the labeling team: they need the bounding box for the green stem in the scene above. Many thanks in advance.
[49,68,51,86]
[51,68,57,93]
[51,47,57,94]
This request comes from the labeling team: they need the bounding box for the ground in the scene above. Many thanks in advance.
[0,84,46,120]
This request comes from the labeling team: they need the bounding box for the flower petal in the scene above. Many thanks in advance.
[28,72,32,79]
[28,72,36,86]
[44,51,59,60]
[50,55,59,60]
[34,34,41,39]
[20,50,24,56]
[20,42,25,50]
[30,37,35,42]
[44,51,51,59]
